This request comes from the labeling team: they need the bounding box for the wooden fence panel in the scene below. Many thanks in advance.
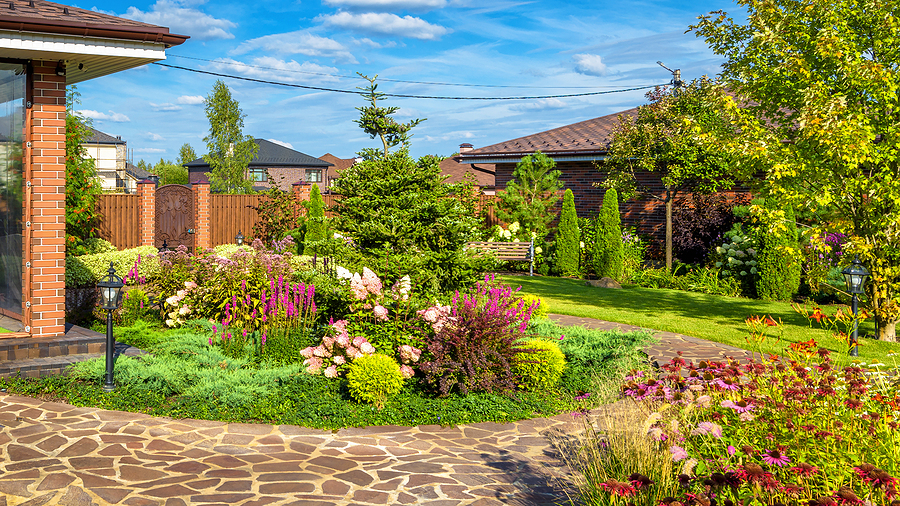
[210,194,263,247]
[477,194,504,228]
[322,194,340,218]
[96,194,140,249]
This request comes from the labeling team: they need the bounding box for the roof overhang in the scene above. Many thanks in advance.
[458,151,609,164]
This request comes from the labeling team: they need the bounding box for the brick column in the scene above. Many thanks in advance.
[192,181,211,250]
[292,181,311,201]
[26,61,67,337]
[137,180,156,247]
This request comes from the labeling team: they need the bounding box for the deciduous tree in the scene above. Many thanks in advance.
[65,87,101,255]
[177,143,197,166]
[202,80,258,194]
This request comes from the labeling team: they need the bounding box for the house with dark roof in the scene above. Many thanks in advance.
[441,144,495,195]
[83,128,126,192]
[0,0,186,338]
[185,139,333,191]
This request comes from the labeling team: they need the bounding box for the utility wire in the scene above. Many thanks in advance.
[167,54,646,90]
[152,62,667,100]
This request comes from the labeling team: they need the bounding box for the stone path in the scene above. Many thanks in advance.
[0,316,752,505]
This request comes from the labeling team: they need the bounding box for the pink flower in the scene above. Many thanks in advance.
[336,335,350,348]
[304,357,323,374]
[727,445,736,456]
[313,346,328,358]
[670,445,689,462]
[361,267,382,296]
[300,347,315,359]
[333,355,346,365]
[353,336,367,347]
[373,305,389,321]
[324,365,338,378]
[360,342,376,355]
[400,365,414,378]
[761,449,791,467]
[691,422,723,439]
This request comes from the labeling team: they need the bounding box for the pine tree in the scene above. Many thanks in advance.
[304,183,326,255]
[494,151,563,241]
[202,80,258,194]
[593,188,623,280]
[757,199,801,300]
[556,189,580,277]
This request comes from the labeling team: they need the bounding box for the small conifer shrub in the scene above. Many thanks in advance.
[346,353,404,408]
[304,183,326,255]
[556,189,580,277]
[592,189,624,279]
[757,200,801,301]
[513,338,566,392]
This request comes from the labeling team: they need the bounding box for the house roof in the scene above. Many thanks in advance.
[0,0,189,46]
[458,107,639,163]
[440,156,495,187]
[319,153,357,175]
[124,162,152,180]
[84,127,124,145]
[185,139,334,169]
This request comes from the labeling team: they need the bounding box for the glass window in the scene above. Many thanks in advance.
[306,169,322,183]
[0,63,25,316]
[249,168,267,182]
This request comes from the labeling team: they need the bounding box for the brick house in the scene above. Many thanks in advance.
[318,153,358,191]
[82,127,127,192]
[0,0,186,338]
[457,109,749,244]
[443,143,495,195]
[185,139,333,191]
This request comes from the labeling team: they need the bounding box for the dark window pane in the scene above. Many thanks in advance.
[0,63,25,316]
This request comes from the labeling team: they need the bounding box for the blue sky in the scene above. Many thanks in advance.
[73,0,740,162]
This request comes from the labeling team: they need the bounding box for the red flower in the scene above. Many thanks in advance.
[600,479,636,497]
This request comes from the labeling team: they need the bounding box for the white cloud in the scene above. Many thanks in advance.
[150,102,181,112]
[124,0,237,40]
[573,53,608,76]
[133,147,167,154]
[176,95,205,105]
[510,98,567,112]
[78,110,131,122]
[145,132,165,141]
[267,139,294,149]
[323,0,447,10]
[354,37,398,48]
[205,57,340,84]
[318,12,450,40]
[232,31,357,64]
[90,6,116,15]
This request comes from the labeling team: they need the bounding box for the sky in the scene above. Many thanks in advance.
[73,0,742,163]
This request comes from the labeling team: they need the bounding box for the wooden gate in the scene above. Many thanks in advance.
[155,185,194,249]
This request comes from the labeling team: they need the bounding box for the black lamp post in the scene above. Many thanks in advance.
[158,239,168,253]
[97,262,124,391]
[842,255,869,357]
[235,230,244,245]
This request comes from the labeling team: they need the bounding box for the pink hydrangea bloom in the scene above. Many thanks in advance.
[400,365,415,379]
[336,335,350,347]
[313,346,328,358]
[361,267,382,296]
[360,342,376,355]
[333,355,346,365]
[353,336,367,347]
[324,365,339,378]
[300,347,315,359]
[373,305,389,321]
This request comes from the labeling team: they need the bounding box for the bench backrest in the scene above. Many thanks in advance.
[466,241,533,260]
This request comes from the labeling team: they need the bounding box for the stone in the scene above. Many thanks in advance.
[307,456,357,472]
[58,486,98,506]
[143,484,196,498]
[215,480,251,492]
[58,438,100,457]
[321,480,350,495]
[351,490,389,504]
[90,488,131,504]
[36,473,77,491]
[585,277,622,289]
[164,461,210,474]
[35,435,69,452]
[333,470,373,486]
[7,443,46,461]
[259,482,316,494]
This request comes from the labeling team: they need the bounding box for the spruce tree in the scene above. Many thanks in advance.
[757,199,801,300]
[593,189,624,280]
[304,183,326,255]
[556,189,580,277]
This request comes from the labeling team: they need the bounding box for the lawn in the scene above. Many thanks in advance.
[503,275,900,366]
[0,327,9,333]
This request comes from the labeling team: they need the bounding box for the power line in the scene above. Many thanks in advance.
[167,54,645,90]
[152,62,666,100]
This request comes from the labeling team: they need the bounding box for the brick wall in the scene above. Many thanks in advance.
[26,61,67,337]
[259,167,326,191]
[137,181,155,247]
[193,181,211,249]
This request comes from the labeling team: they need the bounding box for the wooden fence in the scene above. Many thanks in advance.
[210,194,264,247]
[95,194,140,249]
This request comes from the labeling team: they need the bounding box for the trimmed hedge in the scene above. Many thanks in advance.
[65,246,159,288]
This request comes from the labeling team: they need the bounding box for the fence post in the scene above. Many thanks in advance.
[193,181,211,250]
[137,180,156,247]
[292,181,310,218]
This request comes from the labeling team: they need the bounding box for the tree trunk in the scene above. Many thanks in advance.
[665,198,673,272]
[876,315,897,342]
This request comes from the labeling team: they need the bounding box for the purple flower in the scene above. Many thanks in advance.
[761,449,791,467]
[727,445,736,456]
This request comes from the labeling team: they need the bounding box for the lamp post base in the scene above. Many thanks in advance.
[102,383,116,392]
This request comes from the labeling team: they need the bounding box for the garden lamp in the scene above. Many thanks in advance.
[842,255,869,357]
[158,240,168,253]
[236,230,244,246]
[97,262,124,391]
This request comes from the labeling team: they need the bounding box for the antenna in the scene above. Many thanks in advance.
[657,61,684,88]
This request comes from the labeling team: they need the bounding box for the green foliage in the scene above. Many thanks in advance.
[202,80,259,194]
[494,151,562,241]
[118,289,153,326]
[513,338,566,392]
[346,353,404,408]
[556,189,580,277]
[81,238,116,255]
[304,183,326,255]
[65,246,159,288]
[627,265,743,297]
[177,143,197,165]
[757,199,801,301]
[518,294,547,320]
[592,189,624,280]
[154,159,189,185]
[711,223,760,297]
[251,171,301,243]
[355,74,424,158]
[65,88,102,256]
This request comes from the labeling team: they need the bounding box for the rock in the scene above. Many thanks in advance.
[585,277,622,289]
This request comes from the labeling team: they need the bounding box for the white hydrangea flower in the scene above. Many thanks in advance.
[535,246,543,254]
[715,262,722,268]
[580,241,585,248]
[750,267,757,274]
[740,270,748,276]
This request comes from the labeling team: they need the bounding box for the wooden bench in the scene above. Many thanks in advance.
[465,241,535,276]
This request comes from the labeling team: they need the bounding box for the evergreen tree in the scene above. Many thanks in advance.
[494,151,563,241]
[593,189,623,280]
[177,143,197,165]
[202,80,258,194]
[304,183,326,255]
[757,199,801,301]
[556,189,580,277]
[355,74,424,159]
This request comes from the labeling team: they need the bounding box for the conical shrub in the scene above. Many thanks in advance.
[592,189,623,280]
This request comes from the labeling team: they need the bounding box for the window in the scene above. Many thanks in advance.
[249,168,267,182]
[0,63,25,316]
[306,169,322,183]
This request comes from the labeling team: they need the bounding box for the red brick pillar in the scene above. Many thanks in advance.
[25,61,67,337]
[193,181,211,250]
[292,181,311,202]
[137,180,156,247]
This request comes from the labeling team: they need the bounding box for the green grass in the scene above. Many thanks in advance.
[504,275,900,366]
[0,327,10,333]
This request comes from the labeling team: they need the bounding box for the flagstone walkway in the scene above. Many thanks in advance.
[0,316,753,506]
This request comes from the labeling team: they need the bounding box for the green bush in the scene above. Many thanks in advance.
[757,200,801,301]
[592,189,623,280]
[518,294,547,320]
[118,289,154,326]
[80,238,116,255]
[556,189,580,277]
[304,183,326,255]
[346,353,404,408]
[628,265,742,297]
[65,246,159,288]
[513,338,566,392]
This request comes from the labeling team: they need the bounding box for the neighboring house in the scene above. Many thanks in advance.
[442,143,496,195]
[318,153,359,191]
[82,127,126,192]
[0,0,186,337]
[185,139,333,191]
[458,109,749,242]
[124,162,154,192]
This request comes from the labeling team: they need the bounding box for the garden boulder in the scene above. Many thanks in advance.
[585,277,622,289]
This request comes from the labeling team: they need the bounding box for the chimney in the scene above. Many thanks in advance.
[459,143,474,153]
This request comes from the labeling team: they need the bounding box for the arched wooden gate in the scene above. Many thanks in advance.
[155,185,194,249]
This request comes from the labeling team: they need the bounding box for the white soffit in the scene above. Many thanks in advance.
[0,29,166,84]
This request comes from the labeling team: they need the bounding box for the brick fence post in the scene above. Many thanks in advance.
[292,181,310,219]
[193,181,211,250]
[137,180,155,247]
